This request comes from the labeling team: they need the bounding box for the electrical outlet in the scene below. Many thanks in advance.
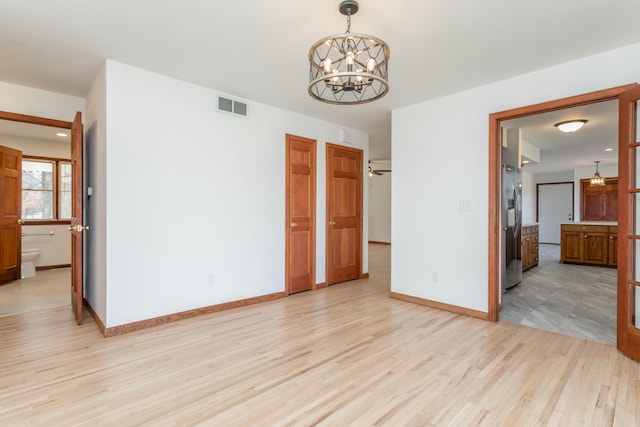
[431,271,438,282]
[208,274,215,286]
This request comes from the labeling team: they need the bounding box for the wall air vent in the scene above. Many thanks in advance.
[339,128,352,144]
[217,96,248,117]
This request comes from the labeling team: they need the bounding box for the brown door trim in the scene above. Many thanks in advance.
[0,110,72,128]
[488,83,637,322]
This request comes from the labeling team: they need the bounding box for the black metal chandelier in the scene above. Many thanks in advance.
[308,0,390,105]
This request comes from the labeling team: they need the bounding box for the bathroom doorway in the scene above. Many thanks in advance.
[0,111,85,323]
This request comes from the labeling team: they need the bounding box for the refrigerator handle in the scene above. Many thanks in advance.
[513,187,520,238]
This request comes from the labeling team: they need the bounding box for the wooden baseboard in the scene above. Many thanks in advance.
[315,282,328,289]
[101,292,286,337]
[36,264,71,271]
[368,241,391,245]
[389,292,489,321]
[359,273,370,279]
[84,299,106,334]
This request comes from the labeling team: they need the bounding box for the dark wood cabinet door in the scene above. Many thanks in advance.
[583,232,608,265]
[581,178,618,221]
[561,230,583,263]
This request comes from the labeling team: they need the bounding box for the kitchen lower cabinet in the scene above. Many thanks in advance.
[560,224,616,266]
[521,225,539,271]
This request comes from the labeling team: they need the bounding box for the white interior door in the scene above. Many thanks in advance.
[537,183,573,244]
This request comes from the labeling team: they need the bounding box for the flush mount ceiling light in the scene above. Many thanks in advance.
[590,161,606,187]
[554,120,587,133]
[308,0,390,105]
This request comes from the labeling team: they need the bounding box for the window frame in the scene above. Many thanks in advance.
[22,155,72,225]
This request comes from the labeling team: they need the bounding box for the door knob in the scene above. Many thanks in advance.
[329,221,336,226]
[17,219,23,225]
[290,222,298,228]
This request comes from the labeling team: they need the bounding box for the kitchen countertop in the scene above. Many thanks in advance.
[560,221,617,226]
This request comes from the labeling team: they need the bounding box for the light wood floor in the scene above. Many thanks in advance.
[501,244,617,344]
[1,245,638,425]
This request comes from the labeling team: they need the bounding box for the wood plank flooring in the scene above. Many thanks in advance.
[1,245,638,425]
[501,244,616,344]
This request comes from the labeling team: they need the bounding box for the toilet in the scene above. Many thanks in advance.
[21,248,41,279]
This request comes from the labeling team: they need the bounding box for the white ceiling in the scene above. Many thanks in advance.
[1,0,640,161]
[0,119,70,143]
[501,100,619,174]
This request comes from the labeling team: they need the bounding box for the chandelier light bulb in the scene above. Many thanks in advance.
[323,59,332,73]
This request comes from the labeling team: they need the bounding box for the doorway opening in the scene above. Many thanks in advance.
[0,111,81,321]
[498,102,617,344]
[488,85,637,343]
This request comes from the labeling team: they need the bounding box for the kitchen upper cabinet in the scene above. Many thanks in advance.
[581,178,618,221]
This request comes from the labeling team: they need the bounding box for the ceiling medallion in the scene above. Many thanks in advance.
[308,0,390,105]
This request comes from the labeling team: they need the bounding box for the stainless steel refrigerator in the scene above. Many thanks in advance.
[502,163,522,291]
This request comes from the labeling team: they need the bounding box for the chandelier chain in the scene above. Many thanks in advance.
[346,11,351,33]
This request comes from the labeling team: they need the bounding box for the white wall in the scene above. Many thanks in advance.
[392,41,640,313]
[521,169,535,224]
[368,173,391,243]
[535,171,574,184]
[100,60,368,327]
[0,81,85,121]
[85,63,108,322]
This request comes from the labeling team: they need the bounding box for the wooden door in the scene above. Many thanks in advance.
[326,144,362,285]
[69,112,84,324]
[618,84,640,361]
[285,134,316,294]
[0,145,21,284]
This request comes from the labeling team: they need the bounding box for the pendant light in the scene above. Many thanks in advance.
[308,0,390,105]
[590,161,606,187]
